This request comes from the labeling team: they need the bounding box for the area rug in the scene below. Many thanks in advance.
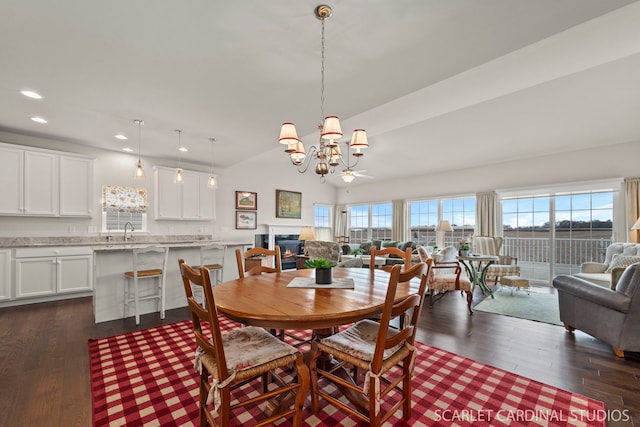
[89,318,605,426]
[474,288,563,326]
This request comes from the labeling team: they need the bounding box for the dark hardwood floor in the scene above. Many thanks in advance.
[1,286,639,426]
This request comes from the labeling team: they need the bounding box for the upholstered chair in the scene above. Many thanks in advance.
[472,236,520,284]
[553,263,640,357]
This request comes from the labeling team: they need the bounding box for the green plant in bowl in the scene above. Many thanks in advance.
[349,248,365,256]
[304,258,335,269]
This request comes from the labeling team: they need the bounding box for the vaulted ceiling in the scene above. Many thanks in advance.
[1,1,639,186]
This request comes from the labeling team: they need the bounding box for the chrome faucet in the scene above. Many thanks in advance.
[123,222,135,242]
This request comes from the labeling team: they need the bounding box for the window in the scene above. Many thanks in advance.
[409,196,475,247]
[501,188,614,282]
[102,185,147,232]
[313,205,332,241]
[442,197,475,245]
[348,202,392,243]
[408,200,438,245]
[314,205,331,228]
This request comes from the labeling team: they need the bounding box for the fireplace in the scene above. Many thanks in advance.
[274,234,303,270]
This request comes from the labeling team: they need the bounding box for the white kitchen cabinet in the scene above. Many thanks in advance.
[154,166,215,220]
[0,146,24,214]
[155,167,182,219]
[0,143,93,217]
[24,150,58,215]
[15,247,93,299]
[59,155,94,216]
[0,250,10,301]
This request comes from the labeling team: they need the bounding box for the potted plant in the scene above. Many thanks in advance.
[458,240,470,257]
[304,258,336,284]
[349,248,365,256]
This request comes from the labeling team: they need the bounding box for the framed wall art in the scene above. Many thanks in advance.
[275,189,302,219]
[236,211,257,229]
[235,191,257,210]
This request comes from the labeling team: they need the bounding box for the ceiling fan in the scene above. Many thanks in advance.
[341,169,373,183]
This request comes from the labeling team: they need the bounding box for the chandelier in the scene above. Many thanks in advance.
[278,4,368,183]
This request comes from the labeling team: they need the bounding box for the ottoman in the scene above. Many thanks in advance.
[500,275,530,294]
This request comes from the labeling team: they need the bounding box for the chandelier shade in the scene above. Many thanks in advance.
[279,122,299,147]
[321,116,342,145]
[278,4,368,183]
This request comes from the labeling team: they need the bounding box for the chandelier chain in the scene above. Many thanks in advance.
[320,18,325,123]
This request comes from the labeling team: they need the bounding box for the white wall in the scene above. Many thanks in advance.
[335,139,640,204]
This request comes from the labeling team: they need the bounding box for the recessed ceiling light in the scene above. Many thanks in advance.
[122,147,134,152]
[179,147,188,152]
[31,116,47,124]
[114,134,128,140]
[21,90,42,99]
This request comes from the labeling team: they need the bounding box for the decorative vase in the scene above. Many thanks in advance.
[315,268,333,285]
[459,250,469,257]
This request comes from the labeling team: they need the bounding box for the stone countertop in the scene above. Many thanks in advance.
[0,236,251,250]
[93,241,251,252]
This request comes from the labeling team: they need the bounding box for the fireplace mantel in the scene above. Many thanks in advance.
[267,224,304,249]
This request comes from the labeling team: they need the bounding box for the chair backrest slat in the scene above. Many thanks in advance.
[371,260,431,372]
[179,259,230,381]
[370,246,412,272]
[235,246,282,278]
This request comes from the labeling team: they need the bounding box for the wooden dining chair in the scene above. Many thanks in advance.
[309,261,431,426]
[235,246,282,278]
[369,246,412,273]
[178,259,309,427]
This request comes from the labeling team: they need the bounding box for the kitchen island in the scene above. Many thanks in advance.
[92,241,250,323]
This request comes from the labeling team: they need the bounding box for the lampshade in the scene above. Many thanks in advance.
[436,220,453,232]
[328,145,342,166]
[290,140,306,165]
[299,226,316,241]
[632,217,640,230]
[279,122,299,145]
[350,129,368,150]
[321,116,342,145]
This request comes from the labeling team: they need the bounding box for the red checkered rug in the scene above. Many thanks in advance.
[89,318,605,426]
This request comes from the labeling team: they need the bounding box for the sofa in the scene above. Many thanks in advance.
[341,240,421,266]
[553,263,640,356]
[574,242,640,289]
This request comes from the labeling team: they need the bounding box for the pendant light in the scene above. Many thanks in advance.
[133,119,145,179]
[207,137,218,189]
[174,129,184,184]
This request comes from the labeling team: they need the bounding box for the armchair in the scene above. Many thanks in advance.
[553,264,640,357]
[472,236,520,284]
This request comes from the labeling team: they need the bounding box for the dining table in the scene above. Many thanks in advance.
[212,266,423,415]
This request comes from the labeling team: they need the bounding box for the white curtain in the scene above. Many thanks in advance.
[475,191,498,237]
[625,178,640,243]
[392,199,405,241]
[334,205,347,240]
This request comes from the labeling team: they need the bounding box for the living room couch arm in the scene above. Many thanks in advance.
[580,262,607,274]
[553,275,631,313]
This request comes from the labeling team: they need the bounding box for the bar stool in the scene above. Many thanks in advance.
[198,243,227,285]
[123,246,169,325]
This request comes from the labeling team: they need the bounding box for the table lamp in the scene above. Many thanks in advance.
[299,226,316,255]
[435,220,453,248]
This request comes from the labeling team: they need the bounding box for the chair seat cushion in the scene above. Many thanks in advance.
[486,265,520,275]
[319,319,403,361]
[429,274,472,291]
[200,263,223,270]
[124,269,163,278]
[213,326,298,372]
